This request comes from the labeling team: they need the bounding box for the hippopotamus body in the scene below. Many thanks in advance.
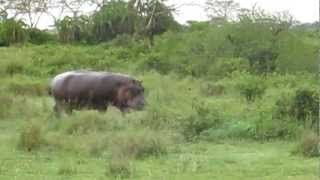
[49,70,145,115]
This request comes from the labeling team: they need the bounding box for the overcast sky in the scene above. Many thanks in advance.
[37,0,319,29]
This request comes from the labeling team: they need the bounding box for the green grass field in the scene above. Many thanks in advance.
[0,132,318,179]
[0,44,319,180]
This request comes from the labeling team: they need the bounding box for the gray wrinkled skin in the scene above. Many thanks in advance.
[49,70,145,116]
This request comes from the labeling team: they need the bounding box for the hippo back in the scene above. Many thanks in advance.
[50,70,145,112]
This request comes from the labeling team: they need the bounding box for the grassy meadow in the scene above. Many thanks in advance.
[0,42,318,179]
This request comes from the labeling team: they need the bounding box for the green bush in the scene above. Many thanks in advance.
[199,121,254,141]
[181,101,224,141]
[0,94,14,119]
[58,163,77,175]
[0,19,26,46]
[200,82,225,96]
[235,72,266,102]
[106,156,132,178]
[64,112,109,135]
[276,32,318,73]
[252,110,300,140]
[274,86,319,128]
[110,130,167,159]
[207,57,250,79]
[7,81,46,96]
[294,132,320,157]
[138,52,171,74]
[4,61,25,75]
[291,88,319,127]
[92,0,134,42]
[27,28,56,44]
[18,123,44,152]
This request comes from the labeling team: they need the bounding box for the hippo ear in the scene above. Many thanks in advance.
[133,80,142,85]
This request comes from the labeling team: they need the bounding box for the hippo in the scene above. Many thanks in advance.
[49,70,145,116]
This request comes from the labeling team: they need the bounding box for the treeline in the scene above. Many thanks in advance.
[0,0,179,46]
[0,0,318,76]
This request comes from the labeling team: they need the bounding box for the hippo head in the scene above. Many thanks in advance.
[118,79,146,111]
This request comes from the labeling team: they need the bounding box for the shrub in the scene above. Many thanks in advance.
[235,73,266,102]
[18,123,44,152]
[0,19,26,46]
[247,49,278,75]
[252,111,300,140]
[199,121,254,141]
[108,34,134,48]
[0,94,14,119]
[7,82,46,96]
[138,52,170,74]
[58,163,77,175]
[106,156,132,178]
[64,112,108,135]
[274,86,319,128]
[27,28,56,44]
[200,82,225,96]
[5,62,25,76]
[291,88,319,127]
[181,101,224,141]
[110,130,167,159]
[207,57,250,79]
[294,132,320,157]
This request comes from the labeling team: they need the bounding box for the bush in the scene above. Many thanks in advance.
[294,132,320,157]
[207,57,250,79]
[0,19,26,46]
[7,82,46,96]
[64,112,109,135]
[274,86,319,128]
[138,52,171,74]
[27,28,56,44]
[247,49,278,75]
[291,88,319,127]
[181,101,224,141]
[106,156,132,178]
[4,61,25,76]
[276,32,318,73]
[110,130,167,159]
[199,121,254,141]
[252,110,300,140]
[58,163,77,175]
[200,82,225,96]
[235,73,266,102]
[0,94,14,119]
[18,123,44,152]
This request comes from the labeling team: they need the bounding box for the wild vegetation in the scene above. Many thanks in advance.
[0,0,319,179]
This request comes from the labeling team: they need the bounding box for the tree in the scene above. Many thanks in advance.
[130,0,179,46]
[89,0,110,11]
[0,19,26,46]
[60,0,91,18]
[92,0,134,42]
[11,0,49,28]
[238,5,296,36]
[205,0,240,21]
[45,0,66,25]
[0,0,20,20]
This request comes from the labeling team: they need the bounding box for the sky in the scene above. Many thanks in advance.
[36,0,319,29]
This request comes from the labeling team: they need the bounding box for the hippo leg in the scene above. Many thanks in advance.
[53,100,63,117]
[97,106,108,113]
[65,105,73,115]
[119,107,129,117]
